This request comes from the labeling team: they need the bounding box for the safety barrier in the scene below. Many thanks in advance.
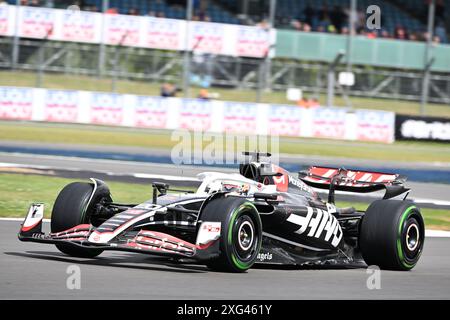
[396,114,450,142]
[0,86,395,143]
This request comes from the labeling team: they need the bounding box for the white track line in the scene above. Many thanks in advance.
[425,230,450,238]
[132,173,199,181]
[2,218,449,237]
[1,217,50,222]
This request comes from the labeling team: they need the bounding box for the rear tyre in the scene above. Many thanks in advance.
[51,182,110,258]
[201,196,262,272]
[359,200,425,271]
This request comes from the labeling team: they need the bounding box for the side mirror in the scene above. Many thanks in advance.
[152,182,169,203]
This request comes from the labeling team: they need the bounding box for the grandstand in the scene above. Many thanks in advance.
[223,0,426,34]
[7,0,449,42]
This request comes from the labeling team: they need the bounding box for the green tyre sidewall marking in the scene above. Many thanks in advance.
[227,202,259,271]
[397,206,419,269]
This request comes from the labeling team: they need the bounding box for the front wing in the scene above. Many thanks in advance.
[18,204,221,261]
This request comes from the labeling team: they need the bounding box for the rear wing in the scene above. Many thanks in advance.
[298,166,409,203]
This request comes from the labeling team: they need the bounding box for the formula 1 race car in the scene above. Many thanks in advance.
[18,152,425,272]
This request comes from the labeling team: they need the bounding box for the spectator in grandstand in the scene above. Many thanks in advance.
[355,9,366,32]
[193,9,210,22]
[316,6,335,33]
[28,0,40,6]
[291,20,302,31]
[366,30,377,39]
[379,30,392,39]
[435,21,448,43]
[105,7,118,14]
[128,8,139,16]
[197,10,206,21]
[432,35,441,43]
[394,26,408,40]
[408,32,419,41]
[302,23,312,32]
[327,24,337,33]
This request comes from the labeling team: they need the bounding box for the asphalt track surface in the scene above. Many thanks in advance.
[1,220,449,299]
[2,139,449,171]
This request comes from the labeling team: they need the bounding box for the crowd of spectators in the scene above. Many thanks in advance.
[287,3,447,43]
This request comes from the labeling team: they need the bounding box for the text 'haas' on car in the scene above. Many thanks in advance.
[19,152,424,272]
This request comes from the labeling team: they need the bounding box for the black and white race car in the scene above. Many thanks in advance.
[19,152,425,272]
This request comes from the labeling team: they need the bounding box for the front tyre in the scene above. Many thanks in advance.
[359,200,425,271]
[201,196,262,272]
[51,182,110,258]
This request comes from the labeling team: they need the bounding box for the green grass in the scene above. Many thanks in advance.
[1,71,449,117]
[1,173,448,230]
[1,120,449,163]
[336,201,450,231]
[0,173,151,219]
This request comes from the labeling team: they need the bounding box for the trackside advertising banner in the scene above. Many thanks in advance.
[1,5,274,58]
[0,86,395,143]
[396,114,450,142]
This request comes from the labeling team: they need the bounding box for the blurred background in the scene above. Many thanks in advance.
[0,0,449,110]
[0,0,449,230]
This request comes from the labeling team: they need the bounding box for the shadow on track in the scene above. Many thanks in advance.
[4,251,209,274]
[4,251,366,273]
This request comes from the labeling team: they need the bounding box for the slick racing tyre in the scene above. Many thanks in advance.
[51,182,111,258]
[359,200,425,271]
[201,196,262,272]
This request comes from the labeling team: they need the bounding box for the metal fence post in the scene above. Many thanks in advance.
[256,60,263,102]
[11,0,20,69]
[182,0,193,98]
[264,0,276,91]
[420,0,435,115]
[257,0,276,102]
[98,0,109,77]
[327,52,345,107]
[35,29,52,88]
[346,0,356,72]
